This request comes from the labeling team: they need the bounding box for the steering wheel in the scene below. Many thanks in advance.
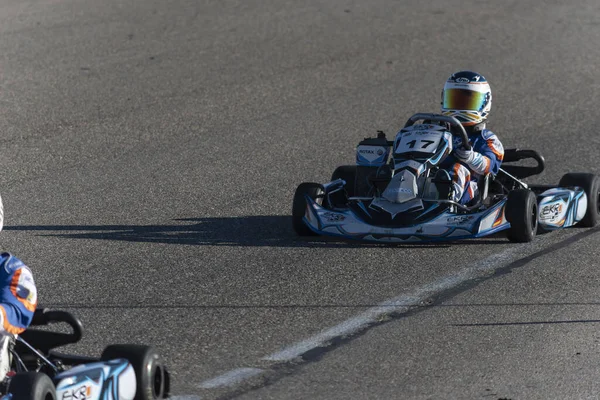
[403,113,472,151]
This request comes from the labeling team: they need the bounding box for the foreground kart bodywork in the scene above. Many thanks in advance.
[1,308,169,400]
[293,113,599,243]
[302,183,588,242]
[303,191,510,242]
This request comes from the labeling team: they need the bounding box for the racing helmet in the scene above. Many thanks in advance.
[441,71,492,127]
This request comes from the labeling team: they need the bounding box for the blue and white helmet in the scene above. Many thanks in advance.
[441,71,492,127]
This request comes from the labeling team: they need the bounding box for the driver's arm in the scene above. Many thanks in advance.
[457,131,504,175]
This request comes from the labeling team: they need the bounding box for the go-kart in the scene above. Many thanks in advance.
[0,308,169,400]
[292,113,600,243]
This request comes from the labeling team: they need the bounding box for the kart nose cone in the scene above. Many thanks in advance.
[383,170,418,203]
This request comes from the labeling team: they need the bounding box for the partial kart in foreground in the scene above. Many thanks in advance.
[293,113,600,243]
[0,308,169,400]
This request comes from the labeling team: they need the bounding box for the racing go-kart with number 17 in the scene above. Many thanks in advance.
[0,308,169,400]
[292,113,600,243]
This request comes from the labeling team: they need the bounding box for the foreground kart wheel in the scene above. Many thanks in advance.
[331,165,356,197]
[8,372,56,400]
[505,189,538,243]
[559,173,600,227]
[101,344,169,400]
[292,182,324,236]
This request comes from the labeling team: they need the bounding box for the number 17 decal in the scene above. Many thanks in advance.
[405,139,435,149]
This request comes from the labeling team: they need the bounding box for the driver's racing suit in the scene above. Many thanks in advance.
[0,253,37,381]
[0,253,37,335]
[440,126,504,204]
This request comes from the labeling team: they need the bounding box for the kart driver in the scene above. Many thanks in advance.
[438,70,505,204]
[0,253,37,380]
[0,253,36,335]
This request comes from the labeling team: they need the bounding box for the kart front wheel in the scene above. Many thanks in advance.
[101,344,170,400]
[559,173,600,227]
[505,189,538,243]
[8,372,56,400]
[292,182,324,236]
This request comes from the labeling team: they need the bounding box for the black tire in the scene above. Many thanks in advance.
[101,344,169,400]
[8,372,56,400]
[559,173,600,227]
[331,165,357,197]
[505,189,538,243]
[292,183,323,236]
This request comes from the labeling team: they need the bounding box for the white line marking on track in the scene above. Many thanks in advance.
[198,234,556,389]
[198,367,265,389]
[263,240,541,362]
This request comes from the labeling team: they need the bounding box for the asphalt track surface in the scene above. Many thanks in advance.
[1,0,600,398]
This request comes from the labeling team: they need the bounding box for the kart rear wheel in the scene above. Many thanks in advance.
[8,372,56,400]
[292,182,324,236]
[505,189,538,243]
[331,165,356,197]
[101,344,170,400]
[559,173,600,227]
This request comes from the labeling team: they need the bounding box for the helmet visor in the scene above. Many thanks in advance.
[443,89,487,112]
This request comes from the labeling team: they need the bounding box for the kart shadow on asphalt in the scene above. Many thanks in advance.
[449,300,600,327]
[4,216,509,248]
